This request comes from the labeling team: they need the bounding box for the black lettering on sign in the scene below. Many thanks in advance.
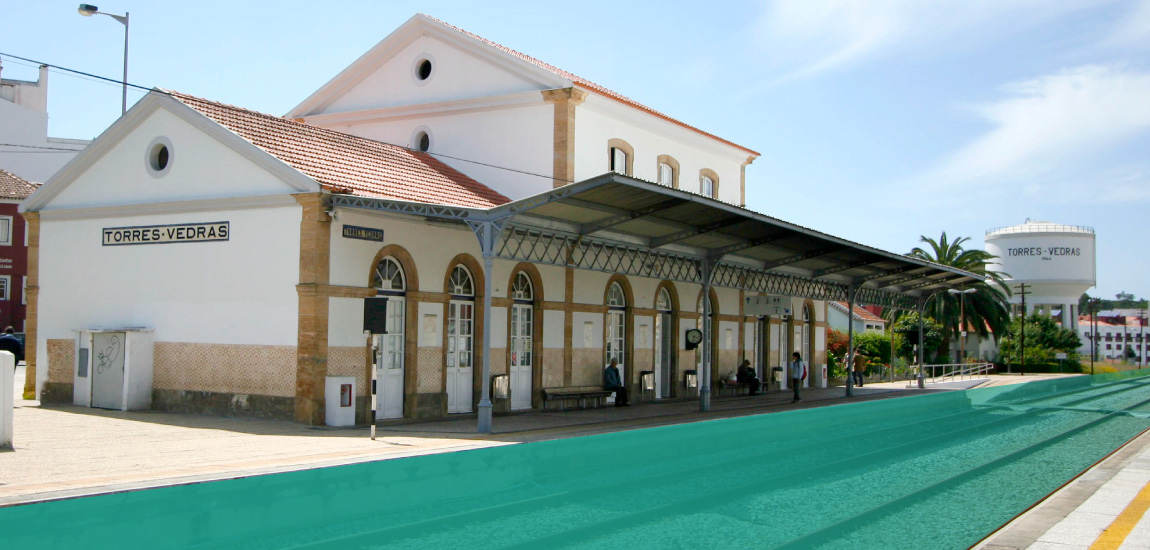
[102,222,231,246]
[341,225,385,242]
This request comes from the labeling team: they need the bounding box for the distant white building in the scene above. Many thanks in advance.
[0,61,90,182]
[1079,315,1147,364]
[827,302,885,334]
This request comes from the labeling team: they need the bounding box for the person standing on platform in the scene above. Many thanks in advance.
[0,327,23,369]
[789,351,806,403]
[603,359,629,407]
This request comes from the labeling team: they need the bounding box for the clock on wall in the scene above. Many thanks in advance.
[685,329,702,350]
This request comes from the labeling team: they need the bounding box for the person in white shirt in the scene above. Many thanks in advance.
[789,351,806,403]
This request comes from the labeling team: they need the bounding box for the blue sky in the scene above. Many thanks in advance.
[3,1,1148,302]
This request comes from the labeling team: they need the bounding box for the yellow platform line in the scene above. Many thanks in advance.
[1090,478,1150,550]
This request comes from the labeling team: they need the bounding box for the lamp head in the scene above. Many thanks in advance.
[78,4,99,16]
[948,288,977,295]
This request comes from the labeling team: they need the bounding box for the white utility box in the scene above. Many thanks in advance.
[73,329,154,411]
[1,351,13,450]
[325,376,356,427]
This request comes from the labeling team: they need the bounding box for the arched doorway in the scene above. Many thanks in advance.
[654,286,675,398]
[373,257,406,419]
[605,281,627,402]
[446,265,475,414]
[509,271,534,410]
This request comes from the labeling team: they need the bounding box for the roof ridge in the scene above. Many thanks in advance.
[160,88,510,207]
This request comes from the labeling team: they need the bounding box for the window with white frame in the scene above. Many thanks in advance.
[0,216,11,246]
[701,175,714,198]
[611,147,629,175]
[605,282,626,366]
[0,276,10,301]
[658,162,674,186]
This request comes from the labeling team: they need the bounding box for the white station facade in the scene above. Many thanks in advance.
[22,15,978,425]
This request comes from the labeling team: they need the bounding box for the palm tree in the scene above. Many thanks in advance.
[889,232,1012,361]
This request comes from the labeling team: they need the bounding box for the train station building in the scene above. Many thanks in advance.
[22,14,978,426]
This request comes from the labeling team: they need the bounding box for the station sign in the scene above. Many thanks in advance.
[102,222,229,246]
[744,294,791,317]
[342,225,385,242]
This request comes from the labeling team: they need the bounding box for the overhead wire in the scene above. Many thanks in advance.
[0,52,573,185]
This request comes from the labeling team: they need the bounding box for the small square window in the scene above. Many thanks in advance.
[0,217,11,246]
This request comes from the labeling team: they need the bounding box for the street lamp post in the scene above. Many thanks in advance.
[948,288,977,366]
[78,4,129,115]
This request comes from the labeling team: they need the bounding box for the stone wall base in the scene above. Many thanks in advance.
[152,389,294,421]
[408,392,445,419]
[40,382,73,404]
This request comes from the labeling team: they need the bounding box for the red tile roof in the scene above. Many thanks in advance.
[422,15,760,158]
[834,301,886,323]
[166,91,510,209]
[0,169,40,200]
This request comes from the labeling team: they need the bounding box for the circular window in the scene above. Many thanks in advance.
[416,59,432,80]
[144,136,174,178]
[416,131,430,152]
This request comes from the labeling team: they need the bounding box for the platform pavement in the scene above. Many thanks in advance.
[1,365,1088,514]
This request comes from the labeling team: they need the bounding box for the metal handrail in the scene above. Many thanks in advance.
[915,362,994,384]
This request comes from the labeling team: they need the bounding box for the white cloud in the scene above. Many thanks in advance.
[753,0,1122,82]
[918,65,1150,191]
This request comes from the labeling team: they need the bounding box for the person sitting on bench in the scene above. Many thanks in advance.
[603,359,629,407]
[736,359,760,396]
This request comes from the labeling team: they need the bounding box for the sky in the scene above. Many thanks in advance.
[2,0,1148,301]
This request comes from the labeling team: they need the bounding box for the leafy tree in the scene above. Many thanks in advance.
[892,313,944,362]
[898,233,1013,358]
[998,316,1081,367]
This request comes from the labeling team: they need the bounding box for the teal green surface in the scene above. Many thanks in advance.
[4,370,1149,549]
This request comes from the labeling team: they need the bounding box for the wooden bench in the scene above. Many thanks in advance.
[542,386,614,411]
[717,379,751,397]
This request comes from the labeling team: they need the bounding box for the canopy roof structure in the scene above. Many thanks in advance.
[334,172,982,309]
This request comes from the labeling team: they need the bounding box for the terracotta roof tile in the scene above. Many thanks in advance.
[165,90,509,209]
[834,301,886,323]
[0,169,40,200]
[422,14,759,158]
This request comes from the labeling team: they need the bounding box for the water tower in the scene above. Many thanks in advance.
[984,220,1096,331]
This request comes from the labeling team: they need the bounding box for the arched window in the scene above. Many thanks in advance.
[656,288,672,312]
[447,265,475,414]
[374,257,406,292]
[608,139,634,176]
[656,155,679,188]
[700,168,719,198]
[509,271,534,410]
[372,257,406,419]
[605,282,626,366]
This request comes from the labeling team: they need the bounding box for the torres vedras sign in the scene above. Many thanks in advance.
[102,222,229,246]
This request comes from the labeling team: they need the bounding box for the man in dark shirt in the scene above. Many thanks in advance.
[603,359,629,407]
[0,326,23,366]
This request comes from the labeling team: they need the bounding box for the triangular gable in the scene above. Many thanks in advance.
[288,14,569,118]
[24,91,319,212]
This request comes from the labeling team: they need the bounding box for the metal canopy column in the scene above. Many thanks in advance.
[700,258,714,412]
[846,283,856,398]
[468,219,506,434]
[917,296,928,389]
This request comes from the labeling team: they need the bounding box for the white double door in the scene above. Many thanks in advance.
[509,303,533,410]
[375,297,405,419]
[447,300,474,414]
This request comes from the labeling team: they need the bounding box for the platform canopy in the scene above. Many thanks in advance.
[334,172,982,308]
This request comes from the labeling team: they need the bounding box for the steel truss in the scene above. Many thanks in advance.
[498,224,920,310]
